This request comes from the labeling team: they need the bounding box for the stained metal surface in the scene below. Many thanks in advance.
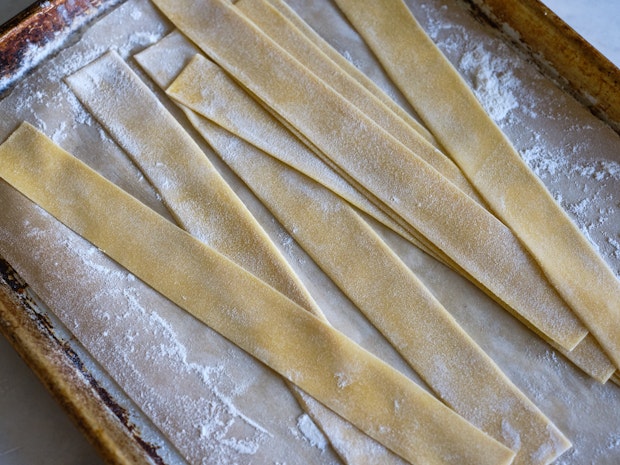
[0,257,165,465]
[0,4,153,464]
[467,0,620,134]
[0,0,122,94]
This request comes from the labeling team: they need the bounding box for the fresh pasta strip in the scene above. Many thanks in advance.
[66,50,321,316]
[0,122,516,465]
[140,31,443,261]
[551,334,616,384]
[161,48,564,322]
[182,108,570,464]
[219,71,446,263]
[168,53,615,385]
[233,0,483,204]
[133,40,447,462]
[135,32,443,261]
[149,0,586,351]
[68,51,427,463]
[292,393,410,465]
[65,50,366,462]
[244,0,615,385]
[262,0,438,148]
[333,0,620,370]
[165,46,501,285]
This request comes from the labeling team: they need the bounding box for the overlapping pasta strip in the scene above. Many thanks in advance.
[133,40,419,463]
[135,32,439,259]
[262,0,438,147]
[234,0,482,204]
[171,89,570,464]
[66,50,369,462]
[136,28,571,459]
[333,0,620,371]
[149,0,586,352]
[0,122,515,465]
[66,50,321,316]
[138,31,615,383]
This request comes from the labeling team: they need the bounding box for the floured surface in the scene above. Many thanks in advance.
[331,0,620,371]
[402,0,620,278]
[0,0,618,463]
[0,186,334,464]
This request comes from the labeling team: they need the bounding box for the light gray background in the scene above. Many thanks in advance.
[0,0,33,24]
[0,1,618,464]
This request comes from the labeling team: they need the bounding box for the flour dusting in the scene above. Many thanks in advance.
[296,414,328,451]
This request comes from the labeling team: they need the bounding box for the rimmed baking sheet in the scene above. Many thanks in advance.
[0,0,619,463]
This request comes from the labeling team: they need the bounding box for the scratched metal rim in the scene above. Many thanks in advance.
[0,0,124,95]
[466,0,620,135]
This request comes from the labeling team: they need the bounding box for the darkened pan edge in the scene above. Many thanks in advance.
[466,0,620,134]
[0,0,124,96]
[0,256,167,465]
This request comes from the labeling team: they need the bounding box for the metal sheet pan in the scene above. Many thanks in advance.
[0,1,618,464]
[0,258,165,464]
[466,0,620,134]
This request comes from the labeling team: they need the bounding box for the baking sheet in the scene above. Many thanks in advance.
[0,0,619,463]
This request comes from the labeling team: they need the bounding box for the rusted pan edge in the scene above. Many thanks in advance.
[0,257,166,465]
[0,2,160,462]
[467,0,620,135]
[0,0,123,94]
